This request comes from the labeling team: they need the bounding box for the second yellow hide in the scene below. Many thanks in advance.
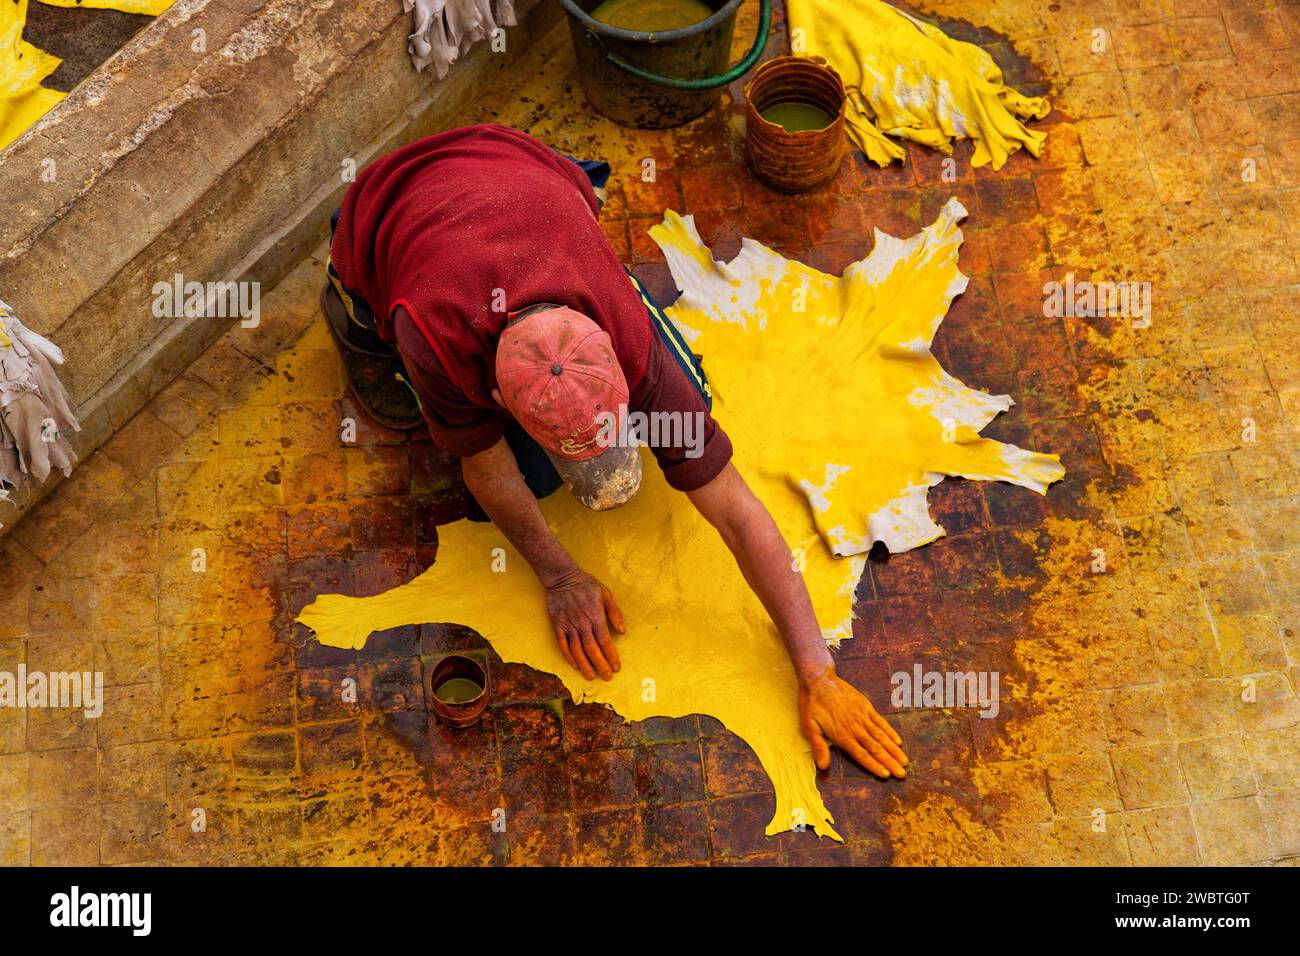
[785,0,1050,169]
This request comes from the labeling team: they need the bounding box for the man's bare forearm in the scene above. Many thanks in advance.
[688,465,834,685]
[719,505,835,684]
[463,439,624,680]
[461,440,577,587]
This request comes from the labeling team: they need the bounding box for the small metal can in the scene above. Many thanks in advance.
[426,654,489,728]
[744,55,847,193]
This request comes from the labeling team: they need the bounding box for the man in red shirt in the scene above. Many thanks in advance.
[324,124,907,779]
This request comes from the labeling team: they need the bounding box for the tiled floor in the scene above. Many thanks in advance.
[2,0,1299,865]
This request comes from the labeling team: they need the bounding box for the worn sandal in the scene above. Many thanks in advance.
[320,286,423,431]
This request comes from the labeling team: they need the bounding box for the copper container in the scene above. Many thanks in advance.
[743,55,847,193]
[427,654,489,728]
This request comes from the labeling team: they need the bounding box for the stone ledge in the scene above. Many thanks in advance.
[0,0,559,541]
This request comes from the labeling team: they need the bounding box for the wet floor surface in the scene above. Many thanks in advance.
[2,0,1299,865]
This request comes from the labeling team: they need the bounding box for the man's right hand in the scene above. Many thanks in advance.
[460,441,626,681]
[544,568,625,681]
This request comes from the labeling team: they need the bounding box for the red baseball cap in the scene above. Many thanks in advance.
[495,305,642,510]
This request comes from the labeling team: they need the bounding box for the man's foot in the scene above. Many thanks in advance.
[320,285,423,431]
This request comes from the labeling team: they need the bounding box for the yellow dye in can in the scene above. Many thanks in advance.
[433,677,484,703]
[760,101,835,132]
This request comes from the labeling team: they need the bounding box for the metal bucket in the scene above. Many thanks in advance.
[559,0,771,129]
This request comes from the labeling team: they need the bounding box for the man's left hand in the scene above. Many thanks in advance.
[799,670,908,778]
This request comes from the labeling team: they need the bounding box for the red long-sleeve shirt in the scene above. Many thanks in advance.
[330,124,732,491]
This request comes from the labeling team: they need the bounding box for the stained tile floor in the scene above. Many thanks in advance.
[1,0,1298,865]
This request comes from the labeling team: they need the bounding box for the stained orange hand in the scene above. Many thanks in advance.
[798,670,908,778]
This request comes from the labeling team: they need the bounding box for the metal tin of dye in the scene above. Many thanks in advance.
[744,55,847,193]
[427,654,489,728]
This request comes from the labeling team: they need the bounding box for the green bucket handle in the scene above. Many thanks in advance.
[565,0,772,91]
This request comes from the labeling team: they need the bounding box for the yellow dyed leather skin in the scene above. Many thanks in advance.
[786,0,1050,169]
[298,202,1062,842]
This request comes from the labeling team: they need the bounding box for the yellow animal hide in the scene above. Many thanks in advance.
[297,199,1064,841]
[785,0,1050,169]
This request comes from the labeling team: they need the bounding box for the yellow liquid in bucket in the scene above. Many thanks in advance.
[590,0,715,30]
[760,102,834,132]
[434,677,484,703]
